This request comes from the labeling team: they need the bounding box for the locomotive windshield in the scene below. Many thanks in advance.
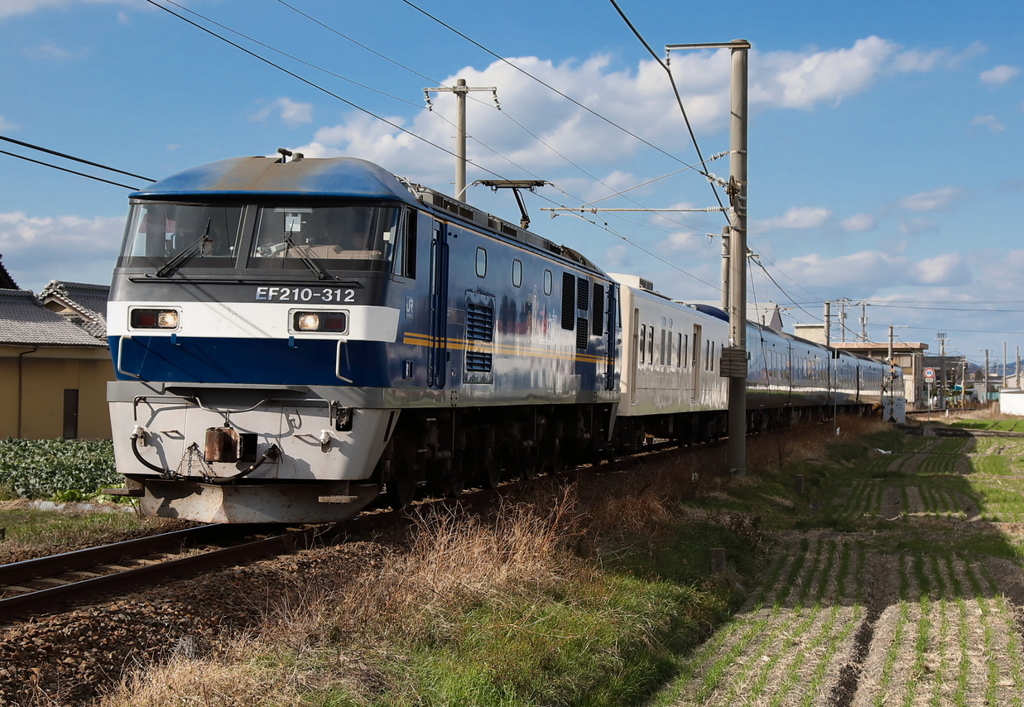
[249,205,399,272]
[119,202,244,270]
[119,202,403,274]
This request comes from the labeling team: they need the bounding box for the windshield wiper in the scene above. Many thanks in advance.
[154,219,212,278]
[283,232,333,281]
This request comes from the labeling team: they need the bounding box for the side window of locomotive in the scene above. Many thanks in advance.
[387,211,416,279]
[544,269,553,296]
[475,247,487,278]
[120,202,243,268]
[512,259,522,287]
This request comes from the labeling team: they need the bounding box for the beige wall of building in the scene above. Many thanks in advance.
[0,346,114,440]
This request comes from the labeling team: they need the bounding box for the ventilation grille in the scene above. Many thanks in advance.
[576,317,589,349]
[561,272,575,330]
[465,351,493,372]
[466,302,494,341]
[576,277,590,310]
[592,283,605,336]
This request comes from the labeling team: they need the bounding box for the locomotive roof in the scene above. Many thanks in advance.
[131,154,604,274]
[130,155,423,205]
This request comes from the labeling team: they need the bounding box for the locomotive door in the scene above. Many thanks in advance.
[427,220,449,389]
[691,324,703,400]
[605,283,617,390]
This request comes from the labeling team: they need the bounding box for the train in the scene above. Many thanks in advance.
[105,152,905,523]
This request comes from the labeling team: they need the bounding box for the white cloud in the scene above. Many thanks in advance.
[898,217,938,236]
[780,248,968,290]
[753,37,938,110]
[0,115,19,130]
[0,0,141,21]
[25,42,72,60]
[251,98,314,128]
[896,187,964,212]
[755,206,832,231]
[980,65,1020,85]
[841,213,877,232]
[0,211,123,290]
[911,253,967,285]
[293,36,960,184]
[971,114,1005,132]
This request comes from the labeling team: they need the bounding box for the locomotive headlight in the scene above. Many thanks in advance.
[292,311,347,333]
[157,311,179,329]
[297,313,321,331]
[130,308,181,330]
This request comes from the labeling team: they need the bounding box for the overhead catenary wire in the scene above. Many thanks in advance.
[606,0,727,217]
[397,0,709,176]
[141,0,510,184]
[0,149,142,190]
[170,0,722,253]
[0,134,153,183]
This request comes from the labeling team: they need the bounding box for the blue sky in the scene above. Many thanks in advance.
[1,0,1022,369]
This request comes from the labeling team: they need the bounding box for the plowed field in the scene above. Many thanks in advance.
[663,429,1024,706]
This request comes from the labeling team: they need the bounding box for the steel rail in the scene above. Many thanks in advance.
[0,523,326,623]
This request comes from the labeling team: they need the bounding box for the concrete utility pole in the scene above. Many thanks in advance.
[937,332,947,410]
[1016,345,1020,389]
[824,301,832,347]
[860,302,868,342]
[423,78,499,201]
[666,39,750,476]
[984,349,991,403]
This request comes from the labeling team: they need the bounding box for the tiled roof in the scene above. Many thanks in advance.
[0,255,17,290]
[0,289,107,347]
[38,280,108,340]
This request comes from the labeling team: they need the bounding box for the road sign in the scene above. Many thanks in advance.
[924,367,935,380]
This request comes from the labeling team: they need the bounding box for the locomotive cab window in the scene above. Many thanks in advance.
[249,204,400,271]
[119,201,244,269]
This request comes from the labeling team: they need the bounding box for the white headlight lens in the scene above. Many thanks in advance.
[297,313,321,331]
[157,311,179,329]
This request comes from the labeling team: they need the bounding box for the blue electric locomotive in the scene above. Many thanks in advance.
[107,153,620,522]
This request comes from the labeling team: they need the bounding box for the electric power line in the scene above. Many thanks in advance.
[0,148,142,190]
[0,134,152,182]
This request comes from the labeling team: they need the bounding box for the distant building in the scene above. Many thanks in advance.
[0,282,113,440]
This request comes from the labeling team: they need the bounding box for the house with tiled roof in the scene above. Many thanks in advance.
[38,280,108,340]
[0,286,114,439]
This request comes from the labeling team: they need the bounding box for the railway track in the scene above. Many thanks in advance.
[0,438,706,624]
[0,522,346,623]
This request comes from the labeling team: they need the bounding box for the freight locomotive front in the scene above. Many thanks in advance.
[107,154,620,522]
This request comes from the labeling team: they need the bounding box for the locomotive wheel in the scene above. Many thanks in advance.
[483,460,502,489]
[444,476,465,498]
[542,447,564,475]
[387,458,417,511]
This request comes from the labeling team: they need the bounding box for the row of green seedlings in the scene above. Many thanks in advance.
[841,477,979,520]
[970,478,1024,523]
[869,550,1024,707]
[664,535,866,707]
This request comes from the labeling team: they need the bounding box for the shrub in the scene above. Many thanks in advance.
[0,438,119,500]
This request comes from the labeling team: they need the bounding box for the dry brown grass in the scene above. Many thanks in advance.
[341,491,582,643]
[99,493,585,706]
